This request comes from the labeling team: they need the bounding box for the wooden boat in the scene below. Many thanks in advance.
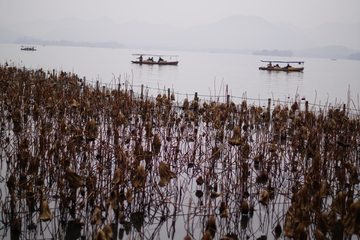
[21,46,37,51]
[259,60,304,72]
[132,54,179,65]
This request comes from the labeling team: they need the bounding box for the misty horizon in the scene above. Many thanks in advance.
[1,14,359,61]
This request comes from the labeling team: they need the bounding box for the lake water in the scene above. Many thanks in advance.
[1,43,360,239]
[1,43,360,111]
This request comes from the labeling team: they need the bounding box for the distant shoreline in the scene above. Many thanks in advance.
[14,37,125,49]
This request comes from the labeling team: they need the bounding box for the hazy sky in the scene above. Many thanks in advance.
[1,0,360,28]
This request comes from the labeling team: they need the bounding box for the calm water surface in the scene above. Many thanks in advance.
[1,43,360,109]
[1,43,360,239]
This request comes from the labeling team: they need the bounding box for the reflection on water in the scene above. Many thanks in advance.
[1,64,359,240]
[0,43,359,107]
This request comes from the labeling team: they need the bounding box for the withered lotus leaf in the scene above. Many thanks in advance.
[200,230,212,240]
[319,180,333,198]
[283,214,294,238]
[39,201,52,221]
[205,216,217,238]
[259,190,270,205]
[158,161,177,187]
[107,190,118,211]
[86,118,98,141]
[126,188,133,203]
[295,223,307,240]
[119,212,126,224]
[342,199,360,235]
[102,224,113,240]
[131,165,147,189]
[91,207,102,225]
[113,168,124,185]
[332,191,345,215]
[65,167,84,188]
[152,134,161,156]
[241,200,249,215]
[94,230,106,240]
[314,229,325,240]
[274,223,282,238]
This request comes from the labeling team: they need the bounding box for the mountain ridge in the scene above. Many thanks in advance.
[1,14,359,59]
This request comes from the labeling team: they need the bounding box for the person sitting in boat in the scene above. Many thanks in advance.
[284,63,291,69]
[267,62,272,68]
[158,57,164,62]
[147,57,154,62]
[138,55,143,63]
[274,64,280,68]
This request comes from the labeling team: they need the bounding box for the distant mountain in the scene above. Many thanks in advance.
[253,49,293,57]
[302,22,360,52]
[2,15,360,57]
[14,36,124,49]
[294,45,356,59]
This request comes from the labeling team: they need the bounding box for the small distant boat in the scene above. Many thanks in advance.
[131,54,179,65]
[21,46,37,51]
[259,60,304,72]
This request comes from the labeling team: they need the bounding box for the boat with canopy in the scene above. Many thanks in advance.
[131,54,179,65]
[21,46,37,51]
[259,60,304,72]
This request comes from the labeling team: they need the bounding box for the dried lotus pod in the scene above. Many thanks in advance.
[158,161,177,187]
[300,126,307,139]
[39,201,52,221]
[71,99,80,108]
[156,94,162,106]
[196,176,204,185]
[116,113,125,126]
[229,126,242,146]
[105,88,111,97]
[210,191,220,199]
